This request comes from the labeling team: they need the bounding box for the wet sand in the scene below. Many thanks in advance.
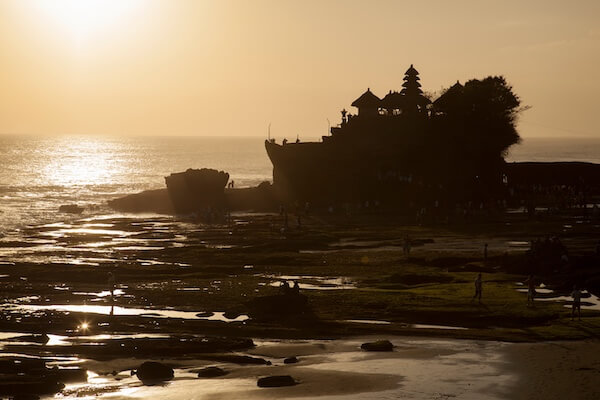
[507,340,600,400]
[43,336,598,400]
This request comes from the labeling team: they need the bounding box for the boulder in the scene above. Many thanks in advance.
[165,168,229,215]
[196,366,228,378]
[133,361,174,385]
[257,375,297,388]
[283,356,299,364]
[361,340,394,352]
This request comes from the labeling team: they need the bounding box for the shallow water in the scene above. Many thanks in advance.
[0,214,238,266]
[515,287,600,310]
[51,337,516,400]
[2,303,249,322]
[260,274,356,290]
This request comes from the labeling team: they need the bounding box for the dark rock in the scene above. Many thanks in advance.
[201,355,270,365]
[0,358,47,375]
[195,311,215,318]
[361,340,394,352]
[6,334,49,344]
[283,356,299,364]
[223,310,241,319]
[12,394,40,400]
[196,366,228,378]
[133,361,174,385]
[257,375,297,388]
[52,367,88,383]
[0,377,64,397]
[58,204,84,214]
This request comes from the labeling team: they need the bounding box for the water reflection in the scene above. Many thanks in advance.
[6,303,249,322]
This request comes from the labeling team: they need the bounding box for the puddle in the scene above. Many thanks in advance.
[72,289,126,297]
[343,319,392,325]
[515,287,600,310]
[260,274,356,290]
[411,324,468,330]
[2,304,249,322]
[507,241,529,247]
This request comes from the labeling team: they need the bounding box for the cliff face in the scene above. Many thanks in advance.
[165,168,229,214]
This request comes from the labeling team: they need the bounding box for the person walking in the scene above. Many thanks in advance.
[525,275,536,307]
[403,235,411,257]
[472,273,482,304]
[571,285,582,321]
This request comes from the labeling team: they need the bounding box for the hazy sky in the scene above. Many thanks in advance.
[1,0,599,138]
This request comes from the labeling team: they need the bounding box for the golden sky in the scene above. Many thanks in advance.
[1,0,599,138]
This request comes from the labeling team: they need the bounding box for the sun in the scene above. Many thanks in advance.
[32,0,143,42]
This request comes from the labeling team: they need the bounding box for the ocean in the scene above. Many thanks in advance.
[0,135,599,235]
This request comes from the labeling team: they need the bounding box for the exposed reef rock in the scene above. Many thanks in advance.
[107,189,173,214]
[108,178,277,214]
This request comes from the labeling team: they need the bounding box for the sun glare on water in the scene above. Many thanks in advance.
[32,0,143,42]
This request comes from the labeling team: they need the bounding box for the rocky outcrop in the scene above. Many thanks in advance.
[283,356,299,364]
[107,189,173,214]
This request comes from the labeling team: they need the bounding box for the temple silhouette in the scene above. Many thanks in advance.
[265,64,522,209]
